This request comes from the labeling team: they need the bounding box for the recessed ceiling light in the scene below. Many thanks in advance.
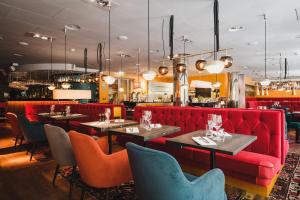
[13,53,23,57]
[65,24,81,31]
[117,35,128,41]
[33,33,40,38]
[228,26,245,32]
[247,41,258,46]
[296,35,300,39]
[18,41,29,46]
[242,66,248,69]
[41,36,48,40]
[0,36,3,40]
[70,48,76,52]
[12,62,19,66]
[150,49,159,54]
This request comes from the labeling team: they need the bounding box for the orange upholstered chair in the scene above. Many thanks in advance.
[69,131,132,200]
[5,112,24,147]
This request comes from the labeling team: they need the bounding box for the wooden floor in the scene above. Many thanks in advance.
[1,121,300,200]
[0,122,95,200]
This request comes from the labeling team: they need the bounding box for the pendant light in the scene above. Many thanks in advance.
[118,54,124,92]
[175,37,189,73]
[134,48,142,90]
[205,0,225,74]
[158,19,168,76]
[260,14,270,87]
[104,5,116,85]
[61,26,71,89]
[48,37,56,90]
[195,59,207,71]
[142,0,157,81]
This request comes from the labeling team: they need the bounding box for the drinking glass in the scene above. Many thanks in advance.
[50,105,55,115]
[105,108,111,123]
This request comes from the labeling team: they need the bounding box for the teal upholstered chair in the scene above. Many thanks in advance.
[286,113,300,143]
[126,142,227,200]
[19,115,47,161]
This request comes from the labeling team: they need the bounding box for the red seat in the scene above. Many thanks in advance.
[130,106,288,187]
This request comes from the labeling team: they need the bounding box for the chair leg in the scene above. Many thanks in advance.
[19,137,23,146]
[105,188,109,200]
[14,135,19,147]
[52,164,60,186]
[30,143,36,161]
[80,189,85,200]
[68,166,76,199]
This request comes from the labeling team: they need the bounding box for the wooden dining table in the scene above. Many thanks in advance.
[108,125,181,154]
[167,130,257,169]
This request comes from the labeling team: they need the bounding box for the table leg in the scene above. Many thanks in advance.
[210,151,216,169]
[66,119,70,131]
[108,132,112,154]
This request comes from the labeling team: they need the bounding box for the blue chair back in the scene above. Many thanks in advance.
[126,142,227,200]
[19,115,46,142]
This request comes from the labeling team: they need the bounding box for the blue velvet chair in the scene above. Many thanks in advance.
[126,142,227,200]
[19,115,47,161]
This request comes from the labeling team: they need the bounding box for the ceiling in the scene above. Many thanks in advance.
[0,0,300,80]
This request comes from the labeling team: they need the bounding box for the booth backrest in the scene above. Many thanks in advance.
[7,101,77,115]
[134,106,286,164]
[247,100,300,112]
[25,103,126,122]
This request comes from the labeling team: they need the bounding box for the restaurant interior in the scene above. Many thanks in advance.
[0,0,300,199]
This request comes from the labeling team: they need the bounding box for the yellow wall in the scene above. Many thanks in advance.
[152,73,229,97]
[189,73,229,97]
[99,75,109,103]
[256,90,300,98]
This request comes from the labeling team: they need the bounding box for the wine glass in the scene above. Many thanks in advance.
[207,114,215,131]
[105,108,111,123]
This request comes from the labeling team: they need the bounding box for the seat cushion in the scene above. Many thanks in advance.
[147,136,281,186]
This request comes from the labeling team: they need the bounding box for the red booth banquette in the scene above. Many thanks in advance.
[246,97,300,112]
[132,106,288,197]
[25,103,126,135]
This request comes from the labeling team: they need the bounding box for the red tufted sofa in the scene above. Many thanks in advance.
[131,106,288,196]
[246,97,300,112]
[25,103,126,135]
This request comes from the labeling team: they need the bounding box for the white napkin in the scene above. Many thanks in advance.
[224,132,232,137]
[115,119,125,123]
[126,127,139,134]
[70,113,82,117]
[38,113,49,116]
[192,136,217,146]
[150,124,162,128]
[51,115,64,118]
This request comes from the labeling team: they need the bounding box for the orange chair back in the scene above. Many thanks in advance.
[5,112,23,137]
[69,131,132,188]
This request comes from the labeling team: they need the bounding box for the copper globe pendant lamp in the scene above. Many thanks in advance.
[220,55,233,68]
[176,37,190,74]
[195,59,207,71]
[158,19,169,76]
[158,64,168,75]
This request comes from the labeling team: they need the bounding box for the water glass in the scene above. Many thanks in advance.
[105,108,111,123]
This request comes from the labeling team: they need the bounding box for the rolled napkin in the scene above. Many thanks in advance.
[126,127,139,134]
[150,123,162,128]
[115,119,125,123]
[192,136,217,146]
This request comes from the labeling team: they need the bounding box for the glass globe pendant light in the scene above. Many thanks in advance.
[259,14,270,87]
[142,0,157,81]
[118,54,124,93]
[61,27,71,89]
[47,37,56,90]
[205,0,225,74]
[104,7,116,85]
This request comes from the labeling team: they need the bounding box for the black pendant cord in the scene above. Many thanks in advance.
[137,48,140,84]
[64,28,67,75]
[279,53,282,82]
[108,8,111,76]
[84,48,88,74]
[147,0,150,71]
[264,14,267,80]
[120,55,123,82]
[162,19,166,59]
[97,43,103,73]
[213,0,219,57]
[169,15,174,60]
[50,37,53,79]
